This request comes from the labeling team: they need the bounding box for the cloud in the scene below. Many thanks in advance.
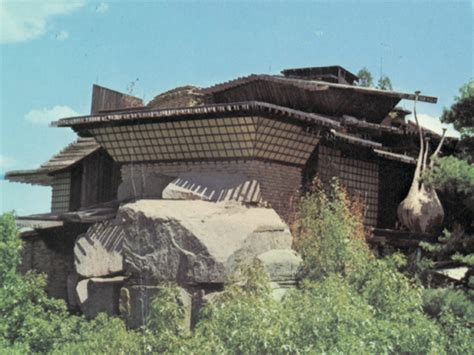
[0,1,85,44]
[55,30,69,41]
[0,155,16,169]
[408,113,460,138]
[95,3,109,14]
[25,105,79,125]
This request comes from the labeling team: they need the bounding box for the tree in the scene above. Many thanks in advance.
[441,79,474,162]
[357,67,373,87]
[417,80,474,290]
[377,75,393,91]
[357,67,393,91]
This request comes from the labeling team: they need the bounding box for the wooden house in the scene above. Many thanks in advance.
[6,65,446,301]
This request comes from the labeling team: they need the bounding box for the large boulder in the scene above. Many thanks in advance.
[74,220,125,278]
[162,172,262,203]
[76,276,127,319]
[118,200,292,285]
[119,285,192,330]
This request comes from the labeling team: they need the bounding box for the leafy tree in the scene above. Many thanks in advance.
[357,67,393,90]
[357,67,373,87]
[417,80,474,288]
[441,79,474,162]
[377,75,393,90]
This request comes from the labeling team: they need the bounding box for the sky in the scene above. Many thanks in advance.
[0,0,472,215]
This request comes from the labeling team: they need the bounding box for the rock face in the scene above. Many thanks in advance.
[76,276,127,319]
[74,220,125,278]
[119,285,192,329]
[257,249,302,301]
[162,172,262,203]
[118,200,292,285]
[117,169,175,202]
[257,249,302,282]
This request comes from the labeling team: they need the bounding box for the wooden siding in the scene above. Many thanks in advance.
[80,149,121,208]
[51,172,71,213]
[91,85,143,114]
[317,145,379,227]
[378,160,414,228]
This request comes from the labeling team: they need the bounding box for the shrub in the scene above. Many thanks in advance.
[293,179,371,279]
[422,288,474,354]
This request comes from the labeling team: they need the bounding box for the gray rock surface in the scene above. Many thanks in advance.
[119,285,192,330]
[118,200,292,284]
[162,172,262,203]
[257,249,302,301]
[257,249,302,282]
[118,169,175,202]
[74,220,125,278]
[76,276,127,319]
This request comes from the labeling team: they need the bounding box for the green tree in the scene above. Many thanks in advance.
[441,79,474,161]
[357,67,373,87]
[377,75,393,90]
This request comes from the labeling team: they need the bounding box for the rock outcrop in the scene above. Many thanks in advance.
[119,285,192,329]
[118,200,292,285]
[74,220,125,278]
[257,249,302,301]
[76,276,127,319]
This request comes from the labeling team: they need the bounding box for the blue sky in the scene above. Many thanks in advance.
[0,0,472,215]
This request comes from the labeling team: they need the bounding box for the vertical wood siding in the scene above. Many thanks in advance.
[51,172,71,213]
[317,145,379,227]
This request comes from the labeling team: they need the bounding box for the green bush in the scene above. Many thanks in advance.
[51,314,144,355]
[1,175,473,355]
[422,288,474,354]
[293,179,371,279]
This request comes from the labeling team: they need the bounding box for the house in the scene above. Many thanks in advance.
[5,65,444,322]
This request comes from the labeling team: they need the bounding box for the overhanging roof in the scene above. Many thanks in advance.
[6,138,100,186]
[202,75,437,123]
[53,101,341,129]
[203,74,437,103]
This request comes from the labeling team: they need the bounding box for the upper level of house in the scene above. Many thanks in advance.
[7,65,449,228]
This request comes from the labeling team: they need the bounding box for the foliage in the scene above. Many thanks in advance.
[140,284,192,353]
[293,179,371,279]
[377,75,393,90]
[441,79,474,161]
[0,213,87,353]
[357,67,373,87]
[0,213,22,285]
[356,67,393,91]
[51,314,144,355]
[2,175,474,355]
[424,156,474,205]
[422,288,474,353]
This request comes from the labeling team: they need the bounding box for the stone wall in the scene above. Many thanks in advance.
[121,159,303,221]
[19,224,89,302]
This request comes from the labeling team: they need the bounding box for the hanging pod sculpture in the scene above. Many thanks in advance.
[397,92,447,234]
